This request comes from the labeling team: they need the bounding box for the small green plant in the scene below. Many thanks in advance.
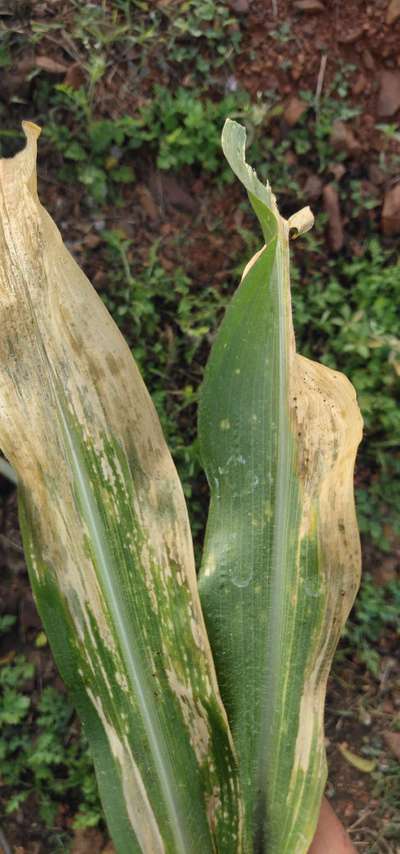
[249,64,361,186]
[42,85,251,201]
[0,614,16,635]
[299,97,360,172]
[340,574,400,675]
[0,647,101,827]
[0,32,12,68]
[166,0,241,72]
[292,239,400,550]
[270,20,295,43]
[130,86,250,172]
[68,0,241,78]
[245,78,360,198]
[43,85,136,203]
[71,1,131,51]
[376,122,400,143]
[349,179,380,217]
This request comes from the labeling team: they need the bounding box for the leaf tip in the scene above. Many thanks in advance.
[22,120,42,142]
[288,206,314,238]
[4,121,43,194]
[221,118,276,220]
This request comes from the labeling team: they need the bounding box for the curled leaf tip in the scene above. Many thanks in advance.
[0,122,42,193]
[22,120,42,141]
[288,206,314,238]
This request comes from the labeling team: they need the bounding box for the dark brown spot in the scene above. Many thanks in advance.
[106,353,121,376]
[87,355,105,383]
[68,332,84,356]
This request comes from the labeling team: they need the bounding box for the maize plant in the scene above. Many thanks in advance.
[0,119,362,853]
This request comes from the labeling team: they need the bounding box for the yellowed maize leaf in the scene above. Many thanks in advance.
[0,123,243,853]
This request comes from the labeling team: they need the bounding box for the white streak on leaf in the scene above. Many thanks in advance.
[88,690,165,854]
[165,669,212,766]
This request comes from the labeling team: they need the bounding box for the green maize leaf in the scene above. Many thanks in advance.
[0,122,243,854]
[198,119,363,853]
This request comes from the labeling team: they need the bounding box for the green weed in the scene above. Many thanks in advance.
[131,86,250,172]
[270,21,295,44]
[42,85,250,202]
[338,575,400,675]
[99,224,400,557]
[245,67,362,198]
[164,0,241,73]
[101,232,230,545]
[31,0,240,85]
[0,635,101,829]
[292,239,400,551]
[0,614,16,635]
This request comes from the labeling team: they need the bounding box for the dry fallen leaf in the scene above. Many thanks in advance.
[323,184,344,252]
[35,55,69,74]
[70,829,104,854]
[386,0,400,24]
[383,731,400,762]
[377,70,400,118]
[338,744,376,773]
[283,96,308,127]
[330,120,361,156]
[136,183,159,221]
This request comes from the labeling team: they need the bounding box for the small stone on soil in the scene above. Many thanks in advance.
[368,163,387,186]
[71,829,104,854]
[329,163,346,181]
[352,74,367,95]
[377,70,400,117]
[228,0,249,12]
[383,730,400,761]
[283,96,308,126]
[386,0,400,24]
[35,56,68,74]
[337,27,364,44]
[382,181,400,234]
[362,49,375,70]
[303,174,323,200]
[323,184,344,252]
[64,62,86,90]
[330,120,361,156]
[293,0,325,10]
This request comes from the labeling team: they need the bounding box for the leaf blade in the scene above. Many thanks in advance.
[198,119,362,852]
[0,122,243,854]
